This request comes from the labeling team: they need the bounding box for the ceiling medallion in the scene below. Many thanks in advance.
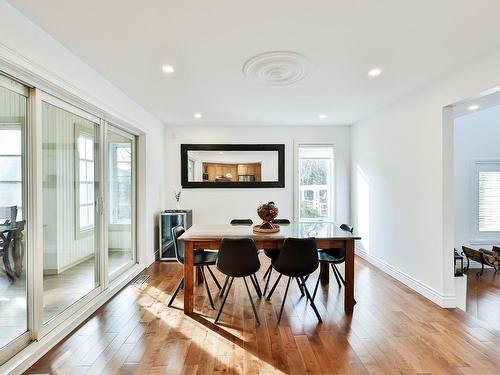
[242,51,309,86]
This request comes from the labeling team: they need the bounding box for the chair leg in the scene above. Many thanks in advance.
[168,278,184,307]
[250,273,263,298]
[215,277,234,324]
[330,263,342,288]
[220,276,229,297]
[332,264,345,285]
[263,264,272,280]
[206,265,222,289]
[300,277,322,323]
[277,277,292,324]
[477,262,484,277]
[266,273,282,300]
[295,277,304,297]
[201,266,216,310]
[263,267,273,296]
[312,265,322,301]
[243,277,261,325]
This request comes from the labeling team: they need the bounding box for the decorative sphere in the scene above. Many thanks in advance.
[257,201,279,222]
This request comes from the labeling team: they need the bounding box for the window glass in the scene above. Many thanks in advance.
[298,146,334,222]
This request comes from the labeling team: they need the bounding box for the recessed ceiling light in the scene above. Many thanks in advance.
[162,65,174,74]
[468,104,479,111]
[318,114,327,119]
[193,113,202,118]
[368,68,382,77]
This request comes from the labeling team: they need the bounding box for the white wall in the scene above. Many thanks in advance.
[454,105,500,252]
[351,46,500,307]
[0,0,164,266]
[165,125,351,225]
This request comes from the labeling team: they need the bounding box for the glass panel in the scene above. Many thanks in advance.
[107,129,134,277]
[42,101,99,324]
[298,146,334,222]
[0,84,28,352]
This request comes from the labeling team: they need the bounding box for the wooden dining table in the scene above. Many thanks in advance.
[179,222,361,315]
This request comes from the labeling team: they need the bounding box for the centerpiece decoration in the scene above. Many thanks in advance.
[253,201,280,233]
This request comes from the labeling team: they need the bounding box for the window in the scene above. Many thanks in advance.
[0,126,22,220]
[297,145,334,222]
[77,130,95,232]
[475,162,500,236]
[109,143,132,224]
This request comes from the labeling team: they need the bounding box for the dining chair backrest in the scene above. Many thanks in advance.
[217,238,260,277]
[273,237,318,277]
[273,219,291,224]
[339,224,354,234]
[0,206,17,228]
[171,225,186,264]
[230,219,253,225]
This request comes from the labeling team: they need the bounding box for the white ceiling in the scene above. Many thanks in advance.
[8,0,500,127]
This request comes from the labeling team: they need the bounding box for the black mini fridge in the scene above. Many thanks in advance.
[159,209,192,260]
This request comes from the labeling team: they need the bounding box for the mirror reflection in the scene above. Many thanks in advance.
[187,150,279,183]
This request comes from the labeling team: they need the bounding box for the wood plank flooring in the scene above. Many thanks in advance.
[27,256,500,374]
[466,268,500,332]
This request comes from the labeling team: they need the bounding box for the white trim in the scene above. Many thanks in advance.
[356,245,456,308]
[0,264,144,375]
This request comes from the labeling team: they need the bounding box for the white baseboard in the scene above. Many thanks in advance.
[355,246,456,308]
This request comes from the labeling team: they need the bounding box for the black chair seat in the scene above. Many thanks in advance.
[318,250,345,264]
[194,250,218,265]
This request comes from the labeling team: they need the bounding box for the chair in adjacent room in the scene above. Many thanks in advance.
[266,237,322,324]
[312,224,354,300]
[215,238,261,325]
[167,225,221,309]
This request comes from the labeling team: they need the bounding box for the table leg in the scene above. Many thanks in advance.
[184,240,194,314]
[345,239,355,313]
[320,263,329,285]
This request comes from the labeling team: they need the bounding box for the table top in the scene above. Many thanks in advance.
[179,222,361,241]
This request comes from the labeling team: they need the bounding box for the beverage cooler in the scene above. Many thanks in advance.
[159,209,192,260]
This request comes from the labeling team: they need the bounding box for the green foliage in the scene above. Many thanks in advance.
[300,159,327,185]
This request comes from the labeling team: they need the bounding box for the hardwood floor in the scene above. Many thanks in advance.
[0,252,132,349]
[27,256,500,375]
[466,268,500,332]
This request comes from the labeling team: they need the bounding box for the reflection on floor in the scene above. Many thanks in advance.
[0,251,132,349]
[29,257,500,374]
[466,268,500,332]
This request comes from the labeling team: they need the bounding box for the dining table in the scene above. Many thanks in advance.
[178,222,361,315]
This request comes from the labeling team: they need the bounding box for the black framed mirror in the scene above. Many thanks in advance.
[181,144,285,188]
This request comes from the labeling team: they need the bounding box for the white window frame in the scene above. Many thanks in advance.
[294,143,335,223]
[75,125,96,236]
[471,160,500,243]
[109,142,132,225]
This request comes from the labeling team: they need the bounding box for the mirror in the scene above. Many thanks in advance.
[181,144,285,188]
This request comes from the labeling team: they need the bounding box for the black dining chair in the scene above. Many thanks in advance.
[167,226,222,309]
[221,219,262,299]
[262,219,294,296]
[230,219,253,226]
[266,237,322,324]
[215,238,261,325]
[312,224,354,301]
[0,206,18,281]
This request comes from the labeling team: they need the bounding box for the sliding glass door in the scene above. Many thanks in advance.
[0,71,140,366]
[107,126,136,279]
[0,76,30,361]
[41,98,101,324]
